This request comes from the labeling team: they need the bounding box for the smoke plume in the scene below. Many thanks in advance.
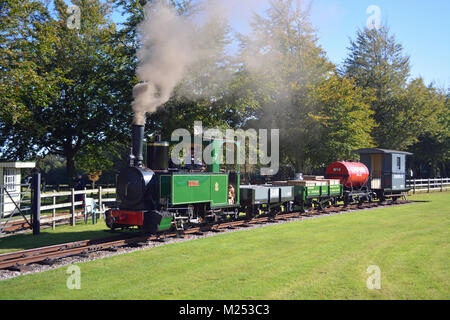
[131,0,317,126]
[132,1,197,125]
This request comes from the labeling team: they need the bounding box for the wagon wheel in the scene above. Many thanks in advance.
[333,198,339,207]
[300,203,308,214]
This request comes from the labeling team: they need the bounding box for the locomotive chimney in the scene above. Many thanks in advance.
[131,124,145,167]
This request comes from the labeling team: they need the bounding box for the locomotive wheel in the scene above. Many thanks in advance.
[142,211,162,235]
[142,218,155,235]
[105,213,117,230]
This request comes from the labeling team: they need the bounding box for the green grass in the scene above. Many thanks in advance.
[0,219,116,254]
[0,192,448,300]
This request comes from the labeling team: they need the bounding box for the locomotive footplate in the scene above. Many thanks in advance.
[106,209,173,234]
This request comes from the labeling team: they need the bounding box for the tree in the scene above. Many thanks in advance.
[343,25,448,174]
[309,73,376,167]
[343,26,410,93]
[0,0,132,185]
[237,0,333,173]
[408,86,449,177]
[343,25,420,149]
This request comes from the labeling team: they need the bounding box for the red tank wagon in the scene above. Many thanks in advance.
[325,161,370,188]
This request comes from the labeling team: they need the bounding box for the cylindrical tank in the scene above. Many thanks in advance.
[147,141,169,170]
[325,161,369,188]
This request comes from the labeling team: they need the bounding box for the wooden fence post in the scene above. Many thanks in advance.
[441,178,444,192]
[428,179,431,193]
[71,188,75,226]
[31,173,41,236]
[52,192,56,230]
[98,186,103,219]
[413,179,416,194]
[83,190,87,224]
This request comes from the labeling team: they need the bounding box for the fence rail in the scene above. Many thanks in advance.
[41,184,115,192]
[1,183,116,233]
[39,187,116,229]
[407,178,450,194]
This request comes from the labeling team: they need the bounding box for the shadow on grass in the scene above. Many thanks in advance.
[0,224,139,252]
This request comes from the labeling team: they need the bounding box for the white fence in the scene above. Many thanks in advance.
[407,178,450,194]
[1,186,116,232]
[39,187,116,229]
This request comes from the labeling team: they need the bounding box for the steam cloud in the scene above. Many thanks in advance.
[132,1,197,125]
[131,0,310,126]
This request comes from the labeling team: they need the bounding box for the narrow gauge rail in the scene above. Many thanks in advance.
[0,200,408,272]
[1,211,85,234]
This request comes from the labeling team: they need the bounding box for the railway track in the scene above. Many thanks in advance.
[0,200,409,272]
[1,211,86,234]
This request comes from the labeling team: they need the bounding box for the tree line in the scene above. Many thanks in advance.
[0,0,448,185]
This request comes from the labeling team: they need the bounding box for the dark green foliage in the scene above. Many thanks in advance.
[0,0,447,181]
[0,0,132,185]
[342,25,448,175]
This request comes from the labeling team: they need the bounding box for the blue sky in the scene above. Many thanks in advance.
[226,0,450,88]
[107,0,449,87]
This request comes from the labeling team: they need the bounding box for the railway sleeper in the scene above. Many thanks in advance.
[105,246,120,252]
[250,221,267,225]
[7,263,33,273]
[129,241,149,247]
[36,258,59,266]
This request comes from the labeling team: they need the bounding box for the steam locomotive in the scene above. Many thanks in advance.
[105,125,412,234]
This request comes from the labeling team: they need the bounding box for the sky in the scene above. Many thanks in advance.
[225,0,450,88]
[107,0,449,88]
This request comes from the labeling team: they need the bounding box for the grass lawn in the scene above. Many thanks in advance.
[0,192,448,300]
[0,219,116,254]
